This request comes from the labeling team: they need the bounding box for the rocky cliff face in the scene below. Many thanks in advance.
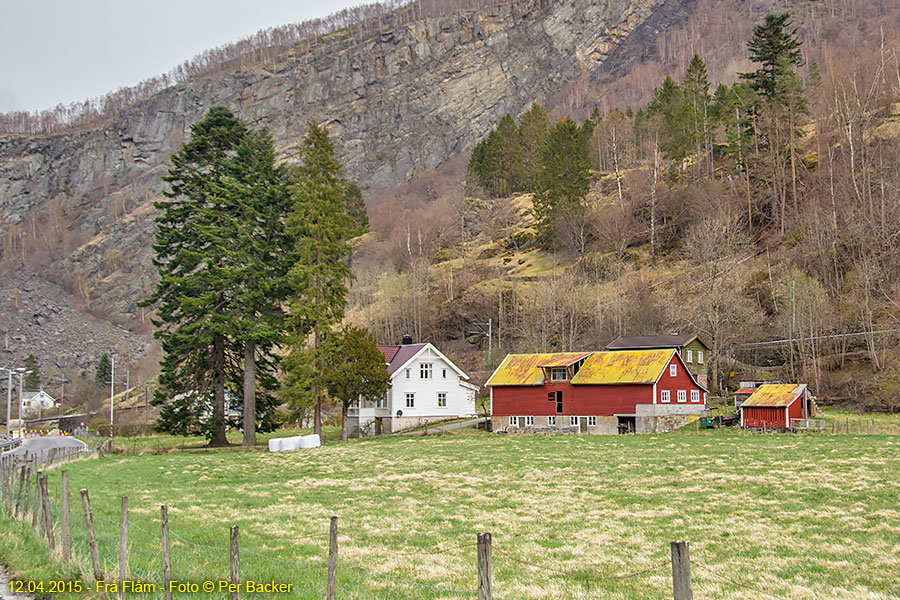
[0,0,665,370]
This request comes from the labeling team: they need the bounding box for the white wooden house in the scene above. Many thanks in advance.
[348,338,479,437]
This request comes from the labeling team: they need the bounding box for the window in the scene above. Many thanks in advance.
[405,392,415,408]
[509,416,517,426]
[548,416,556,426]
[677,390,687,403]
[442,368,447,379]
[691,390,700,403]
[405,369,411,379]
[420,363,433,379]
[525,416,534,426]
[661,390,671,403]
[697,350,704,364]
[670,364,677,377]
[587,416,597,426]
[569,416,579,427]
[376,393,387,409]
[551,367,567,381]
[437,392,447,408]
[549,390,563,413]
[686,349,693,363]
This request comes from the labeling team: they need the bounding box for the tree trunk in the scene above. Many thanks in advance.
[314,325,323,438]
[242,340,256,447]
[209,334,229,447]
[341,403,349,441]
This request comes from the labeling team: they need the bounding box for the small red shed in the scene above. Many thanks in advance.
[740,384,815,429]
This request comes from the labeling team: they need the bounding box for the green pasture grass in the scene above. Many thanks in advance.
[8,428,900,599]
[99,427,345,453]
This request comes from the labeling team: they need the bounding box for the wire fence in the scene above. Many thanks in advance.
[0,447,812,599]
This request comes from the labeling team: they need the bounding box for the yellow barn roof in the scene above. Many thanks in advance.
[486,353,593,386]
[741,384,806,407]
[571,349,674,385]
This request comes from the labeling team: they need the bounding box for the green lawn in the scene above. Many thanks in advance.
[4,428,900,599]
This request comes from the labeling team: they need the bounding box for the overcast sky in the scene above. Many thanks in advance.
[0,0,364,114]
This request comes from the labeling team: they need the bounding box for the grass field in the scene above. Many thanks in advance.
[3,427,900,599]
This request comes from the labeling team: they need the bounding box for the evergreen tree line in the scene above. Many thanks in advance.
[143,107,384,445]
[468,13,814,255]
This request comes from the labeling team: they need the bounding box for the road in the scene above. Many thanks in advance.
[1,436,88,464]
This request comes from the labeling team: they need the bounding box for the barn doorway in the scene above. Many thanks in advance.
[579,418,588,434]
[617,416,635,434]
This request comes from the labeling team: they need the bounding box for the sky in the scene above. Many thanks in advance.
[0,0,364,114]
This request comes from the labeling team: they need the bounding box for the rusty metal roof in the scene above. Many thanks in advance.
[741,384,806,407]
[537,352,592,367]
[486,353,593,386]
[571,349,674,385]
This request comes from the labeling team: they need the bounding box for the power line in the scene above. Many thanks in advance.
[724,328,900,350]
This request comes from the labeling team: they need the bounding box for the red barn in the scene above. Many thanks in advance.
[486,349,707,434]
[740,384,816,429]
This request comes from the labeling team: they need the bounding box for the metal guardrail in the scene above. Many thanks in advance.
[0,438,22,452]
[790,418,825,430]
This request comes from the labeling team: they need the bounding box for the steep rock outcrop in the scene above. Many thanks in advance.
[0,0,665,366]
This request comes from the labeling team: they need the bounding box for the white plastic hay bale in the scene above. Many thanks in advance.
[299,434,321,449]
[267,438,284,452]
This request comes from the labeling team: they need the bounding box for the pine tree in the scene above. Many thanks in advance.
[321,326,391,441]
[533,117,593,249]
[518,103,549,191]
[682,54,713,178]
[283,121,355,439]
[740,12,803,101]
[23,354,40,390]
[95,354,111,386]
[344,182,370,236]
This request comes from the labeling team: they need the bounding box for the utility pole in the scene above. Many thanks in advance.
[470,319,493,367]
[110,355,115,432]
[16,368,32,430]
[2,368,11,438]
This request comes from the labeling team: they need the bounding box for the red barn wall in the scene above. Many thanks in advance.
[787,397,803,423]
[491,383,652,416]
[655,354,706,405]
[742,406,787,428]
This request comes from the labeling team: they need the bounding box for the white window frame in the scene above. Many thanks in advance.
[509,416,517,426]
[525,416,534,426]
[376,393,387,409]
[670,364,677,377]
[587,416,597,426]
[405,369,411,379]
[698,350,704,364]
[405,392,415,408]
[677,390,687,403]
[686,349,693,363]
[569,416,579,427]
[548,416,556,426]
[661,390,671,403]
[691,390,700,403]
[420,363,433,380]
[551,367,568,381]
[437,392,447,408]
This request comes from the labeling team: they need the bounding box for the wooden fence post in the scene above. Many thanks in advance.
[22,466,31,520]
[327,516,338,600]
[161,505,173,600]
[80,489,104,583]
[40,475,56,551]
[230,526,240,600]
[61,471,71,563]
[477,532,493,600]
[118,497,128,600]
[32,471,41,530]
[14,465,25,518]
[670,541,693,600]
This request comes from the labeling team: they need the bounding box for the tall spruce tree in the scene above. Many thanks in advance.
[283,121,355,438]
[740,12,803,101]
[533,117,593,249]
[518,103,550,191]
[24,354,40,390]
[144,106,289,445]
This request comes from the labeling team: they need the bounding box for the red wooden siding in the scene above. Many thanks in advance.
[742,406,788,428]
[787,397,804,423]
[491,383,652,416]
[655,354,704,404]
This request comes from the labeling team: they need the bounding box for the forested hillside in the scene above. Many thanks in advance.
[348,5,900,410]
